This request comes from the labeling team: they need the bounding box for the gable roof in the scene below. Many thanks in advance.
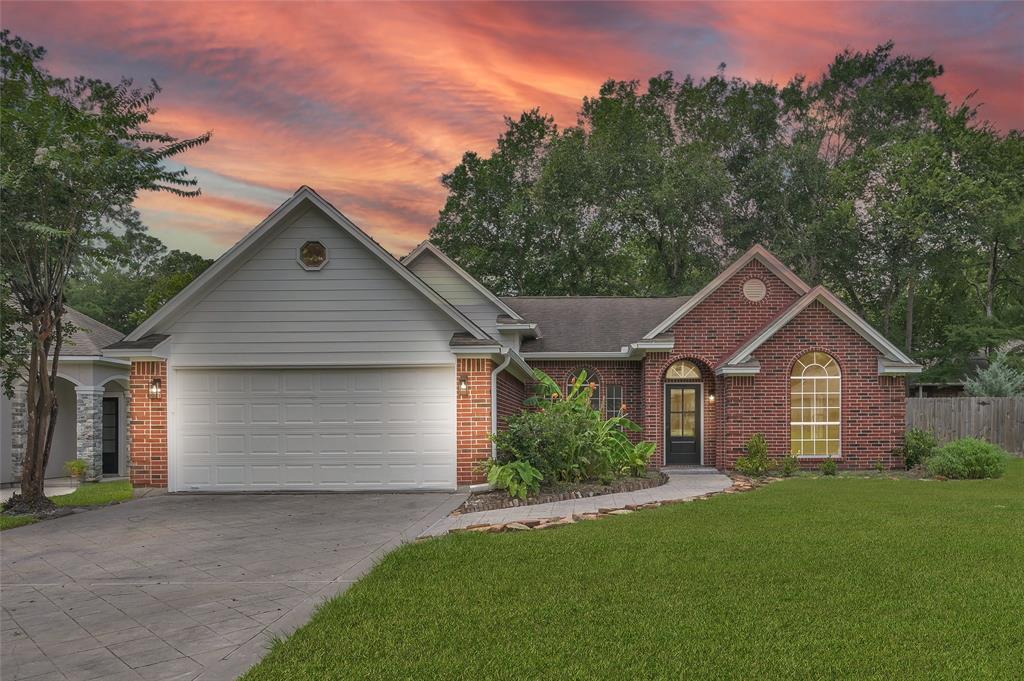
[125,187,490,342]
[719,285,921,374]
[403,241,522,320]
[502,296,689,354]
[61,307,125,356]
[643,245,811,339]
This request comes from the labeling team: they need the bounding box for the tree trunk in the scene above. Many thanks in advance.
[986,240,998,319]
[904,275,916,355]
[14,307,62,513]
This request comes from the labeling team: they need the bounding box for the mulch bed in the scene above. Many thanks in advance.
[455,471,668,514]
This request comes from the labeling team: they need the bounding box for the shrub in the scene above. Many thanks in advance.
[900,428,939,469]
[64,459,88,478]
[820,458,838,476]
[925,438,1010,479]
[780,455,799,477]
[963,353,1024,397]
[482,460,543,500]
[735,433,772,477]
[491,369,655,486]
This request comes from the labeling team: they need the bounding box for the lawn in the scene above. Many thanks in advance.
[51,479,133,507]
[244,459,1024,680]
[0,480,133,530]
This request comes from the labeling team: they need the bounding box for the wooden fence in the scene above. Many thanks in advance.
[906,397,1024,453]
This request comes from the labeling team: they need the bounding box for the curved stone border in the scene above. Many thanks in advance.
[455,472,668,514]
[419,469,740,538]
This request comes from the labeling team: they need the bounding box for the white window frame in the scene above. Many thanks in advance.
[790,352,841,458]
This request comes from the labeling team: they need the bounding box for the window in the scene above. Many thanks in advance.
[605,385,623,419]
[790,352,840,456]
[666,360,701,381]
[298,241,328,270]
[567,368,601,411]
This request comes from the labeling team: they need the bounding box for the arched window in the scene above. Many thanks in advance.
[666,360,701,381]
[790,352,840,456]
[567,367,601,411]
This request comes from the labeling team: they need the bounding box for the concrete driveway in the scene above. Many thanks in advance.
[1,491,463,681]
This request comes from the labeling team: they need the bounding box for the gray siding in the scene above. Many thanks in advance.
[407,250,501,338]
[157,205,463,366]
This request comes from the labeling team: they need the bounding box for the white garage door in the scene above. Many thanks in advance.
[172,367,456,491]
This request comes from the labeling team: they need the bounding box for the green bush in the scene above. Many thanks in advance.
[482,460,543,500]
[735,433,772,477]
[490,369,655,487]
[820,458,838,476]
[780,455,799,477]
[899,428,939,469]
[64,459,88,478]
[926,438,1010,479]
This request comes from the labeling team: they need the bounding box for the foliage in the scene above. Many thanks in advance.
[820,458,838,476]
[780,455,799,477]
[482,460,543,501]
[66,218,212,332]
[431,42,1024,377]
[243,460,1024,681]
[899,428,940,469]
[963,353,1024,397]
[735,433,773,477]
[0,31,208,506]
[925,438,1010,479]
[490,369,654,488]
[64,459,87,478]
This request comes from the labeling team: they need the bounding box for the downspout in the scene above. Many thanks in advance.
[490,347,512,459]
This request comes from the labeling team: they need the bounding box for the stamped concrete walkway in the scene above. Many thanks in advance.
[420,467,732,537]
[1,491,464,681]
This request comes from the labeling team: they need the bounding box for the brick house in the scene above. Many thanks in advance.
[102,186,920,492]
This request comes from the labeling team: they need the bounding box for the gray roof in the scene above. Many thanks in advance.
[501,297,689,353]
[104,334,170,351]
[62,307,125,356]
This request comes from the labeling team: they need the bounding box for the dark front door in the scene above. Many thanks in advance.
[102,397,119,475]
[665,384,700,465]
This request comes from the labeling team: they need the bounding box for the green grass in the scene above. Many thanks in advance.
[244,459,1024,680]
[0,514,38,531]
[51,480,133,507]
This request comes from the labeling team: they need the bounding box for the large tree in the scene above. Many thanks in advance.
[430,42,1023,378]
[0,32,210,511]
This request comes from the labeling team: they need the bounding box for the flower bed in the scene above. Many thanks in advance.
[456,470,667,514]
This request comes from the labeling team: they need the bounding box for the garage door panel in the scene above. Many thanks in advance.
[173,367,456,490]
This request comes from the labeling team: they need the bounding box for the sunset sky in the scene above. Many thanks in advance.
[3,1,1022,259]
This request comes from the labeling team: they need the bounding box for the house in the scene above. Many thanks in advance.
[2,308,130,486]
[94,186,919,492]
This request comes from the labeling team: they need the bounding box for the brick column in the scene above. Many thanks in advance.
[456,357,494,485]
[75,386,105,478]
[10,384,27,480]
[129,361,168,488]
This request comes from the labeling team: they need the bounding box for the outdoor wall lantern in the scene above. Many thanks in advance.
[458,375,469,395]
[707,393,715,403]
[149,377,162,399]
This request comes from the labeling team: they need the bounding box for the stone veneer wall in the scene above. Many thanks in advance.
[75,386,105,477]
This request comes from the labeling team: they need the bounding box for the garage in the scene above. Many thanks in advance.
[172,367,456,491]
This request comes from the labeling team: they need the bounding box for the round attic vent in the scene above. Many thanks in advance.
[742,278,767,302]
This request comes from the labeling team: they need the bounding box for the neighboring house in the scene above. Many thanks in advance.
[97,186,920,492]
[2,308,130,486]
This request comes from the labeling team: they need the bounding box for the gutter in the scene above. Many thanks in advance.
[490,347,512,459]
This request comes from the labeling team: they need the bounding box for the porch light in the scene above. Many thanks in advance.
[707,393,715,403]
[148,378,162,399]
[458,375,469,395]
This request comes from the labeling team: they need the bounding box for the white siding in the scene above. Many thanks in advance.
[407,250,501,338]
[157,206,464,366]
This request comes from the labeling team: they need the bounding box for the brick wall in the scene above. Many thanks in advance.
[643,259,803,467]
[721,301,907,469]
[128,360,168,488]
[495,370,526,428]
[456,357,494,485]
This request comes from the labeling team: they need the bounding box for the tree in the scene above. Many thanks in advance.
[0,32,210,511]
[964,354,1024,397]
